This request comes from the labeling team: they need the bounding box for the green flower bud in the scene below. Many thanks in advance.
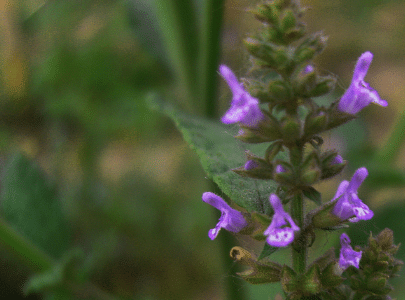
[281,116,301,144]
[280,9,296,32]
[294,32,327,64]
[320,262,344,288]
[308,76,336,97]
[267,79,293,103]
[304,111,327,137]
[281,265,298,293]
[265,141,284,163]
[301,264,322,294]
[252,4,280,26]
[244,38,289,70]
[284,23,306,42]
[230,246,282,284]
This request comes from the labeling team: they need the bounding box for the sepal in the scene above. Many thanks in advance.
[230,246,282,284]
[281,264,299,292]
[309,198,345,229]
[273,161,295,185]
[294,32,327,64]
[326,102,357,130]
[304,110,327,137]
[320,151,346,180]
[265,141,284,163]
[233,152,274,180]
[300,151,321,185]
[281,116,301,144]
[244,38,289,70]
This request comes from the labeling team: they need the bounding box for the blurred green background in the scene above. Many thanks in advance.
[0,0,403,299]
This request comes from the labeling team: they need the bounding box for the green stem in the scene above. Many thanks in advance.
[291,192,306,274]
[375,110,405,164]
[199,0,225,117]
[0,217,54,272]
[153,0,199,109]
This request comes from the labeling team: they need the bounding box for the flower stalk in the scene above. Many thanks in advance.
[197,0,401,298]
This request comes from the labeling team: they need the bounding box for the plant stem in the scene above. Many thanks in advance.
[199,0,225,118]
[0,217,54,272]
[291,191,306,274]
[375,110,405,164]
[153,0,199,109]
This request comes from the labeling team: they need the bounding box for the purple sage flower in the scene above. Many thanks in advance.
[338,51,388,114]
[264,194,300,247]
[219,65,264,127]
[244,160,259,170]
[202,192,248,240]
[332,167,374,222]
[339,233,362,270]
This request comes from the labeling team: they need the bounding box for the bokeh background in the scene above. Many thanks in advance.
[0,0,404,299]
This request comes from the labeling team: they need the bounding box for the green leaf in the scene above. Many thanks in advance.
[258,243,279,260]
[1,153,71,258]
[151,96,285,214]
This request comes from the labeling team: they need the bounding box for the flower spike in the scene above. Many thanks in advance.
[219,65,264,127]
[339,233,362,270]
[264,194,300,247]
[338,51,388,114]
[202,192,248,240]
[332,167,374,222]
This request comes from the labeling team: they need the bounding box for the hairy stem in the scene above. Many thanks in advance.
[291,191,306,274]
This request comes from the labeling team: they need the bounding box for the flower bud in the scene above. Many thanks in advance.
[233,155,274,180]
[273,162,294,185]
[304,111,327,137]
[252,4,280,25]
[230,246,282,284]
[294,32,327,64]
[280,9,296,32]
[265,141,284,163]
[308,76,336,97]
[281,116,301,144]
[244,38,288,70]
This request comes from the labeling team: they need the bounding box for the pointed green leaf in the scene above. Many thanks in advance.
[302,186,321,205]
[151,96,285,214]
[1,153,71,258]
[258,243,279,260]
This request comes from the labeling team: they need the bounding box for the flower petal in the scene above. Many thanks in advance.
[265,227,296,247]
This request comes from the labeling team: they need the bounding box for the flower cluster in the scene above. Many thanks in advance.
[195,1,399,296]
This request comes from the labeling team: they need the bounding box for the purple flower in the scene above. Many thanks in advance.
[219,65,264,127]
[244,160,259,170]
[303,65,314,74]
[264,194,300,247]
[332,167,374,222]
[331,155,343,165]
[275,164,286,173]
[202,192,248,240]
[338,51,388,114]
[339,233,362,270]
